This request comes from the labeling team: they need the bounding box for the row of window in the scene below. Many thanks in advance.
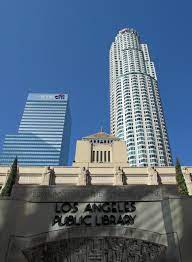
[89,139,113,144]
[3,144,61,148]
[91,151,111,163]
[1,155,61,159]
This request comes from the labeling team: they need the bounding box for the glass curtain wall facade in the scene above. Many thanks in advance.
[110,28,172,167]
[0,93,71,166]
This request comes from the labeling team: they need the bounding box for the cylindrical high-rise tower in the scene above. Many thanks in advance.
[110,28,172,167]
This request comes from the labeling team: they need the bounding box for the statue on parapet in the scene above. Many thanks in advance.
[41,166,55,185]
[78,167,91,185]
[182,167,192,195]
[183,167,191,181]
[147,167,158,185]
[183,167,192,183]
[113,166,123,185]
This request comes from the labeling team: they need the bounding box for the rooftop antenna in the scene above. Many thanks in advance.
[100,123,103,133]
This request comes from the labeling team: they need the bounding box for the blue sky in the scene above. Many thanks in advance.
[0,0,191,165]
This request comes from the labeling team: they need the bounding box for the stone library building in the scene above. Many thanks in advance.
[0,29,192,262]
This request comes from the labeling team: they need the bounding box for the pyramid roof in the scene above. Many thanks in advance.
[83,131,120,140]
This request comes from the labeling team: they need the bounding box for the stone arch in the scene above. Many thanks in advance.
[6,227,167,262]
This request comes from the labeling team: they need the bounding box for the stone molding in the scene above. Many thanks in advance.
[10,185,179,202]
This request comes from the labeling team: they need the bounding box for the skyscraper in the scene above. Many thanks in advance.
[110,28,172,167]
[0,93,71,166]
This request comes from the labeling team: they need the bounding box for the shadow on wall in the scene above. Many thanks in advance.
[0,184,184,262]
[173,197,192,262]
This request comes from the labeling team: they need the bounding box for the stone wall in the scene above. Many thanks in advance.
[0,186,191,261]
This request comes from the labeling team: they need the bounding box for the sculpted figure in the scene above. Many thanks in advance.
[85,169,91,185]
[183,167,191,180]
[147,167,158,185]
[182,167,192,195]
[0,168,10,194]
[78,167,87,185]
[22,237,166,262]
[48,166,55,185]
[41,166,55,185]
[41,166,48,185]
[113,166,123,185]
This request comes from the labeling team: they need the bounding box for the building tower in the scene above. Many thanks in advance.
[0,93,71,166]
[110,28,172,167]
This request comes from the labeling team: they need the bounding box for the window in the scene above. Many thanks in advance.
[92,151,95,162]
[104,151,107,162]
[108,151,111,162]
[100,151,103,162]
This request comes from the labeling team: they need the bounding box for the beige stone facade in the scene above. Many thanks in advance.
[0,132,192,261]
[0,131,192,193]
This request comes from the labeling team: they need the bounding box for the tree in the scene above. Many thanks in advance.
[175,158,188,195]
[0,157,18,197]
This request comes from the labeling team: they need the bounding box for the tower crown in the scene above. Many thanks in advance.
[119,28,138,35]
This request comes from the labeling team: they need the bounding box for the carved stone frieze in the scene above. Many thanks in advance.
[22,237,166,262]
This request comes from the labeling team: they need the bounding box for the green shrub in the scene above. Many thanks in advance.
[175,158,188,195]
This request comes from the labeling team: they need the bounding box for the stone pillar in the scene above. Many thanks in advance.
[113,166,123,185]
[182,167,192,195]
[147,167,158,185]
[41,166,55,186]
